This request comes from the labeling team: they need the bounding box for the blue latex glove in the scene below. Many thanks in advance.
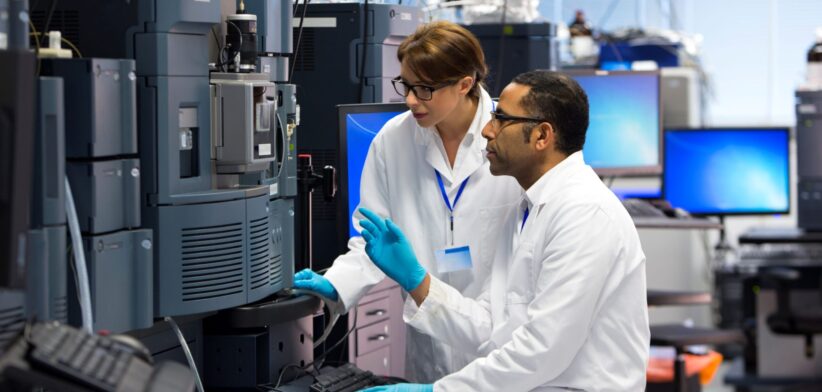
[358,208,427,292]
[293,269,339,301]
[358,383,433,392]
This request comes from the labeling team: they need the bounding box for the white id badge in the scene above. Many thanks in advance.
[434,245,473,273]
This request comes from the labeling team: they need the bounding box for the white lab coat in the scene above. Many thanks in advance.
[323,87,522,382]
[404,152,651,391]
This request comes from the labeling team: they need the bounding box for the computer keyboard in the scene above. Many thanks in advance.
[309,363,392,392]
[0,321,196,392]
[27,322,153,391]
[622,198,667,218]
[739,244,822,262]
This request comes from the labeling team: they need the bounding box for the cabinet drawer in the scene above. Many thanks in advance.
[356,295,391,326]
[356,319,391,356]
[355,345,391,377]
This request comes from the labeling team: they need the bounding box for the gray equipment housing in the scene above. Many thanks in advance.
[0,291,26,351]
[68,229,154,333]
[28,0,297,324]
[26,77,68,324]
[26,226,67,323]
[66,159,141,234]
[291,2,421,269]
[210,72,278,174]
[40,58,137,159]
[796,90,822,231]
[464,23,559,97]
[31,77,66,228]
[127,1,286,316]
[241,83,299,201]
[246,0,292,83]
[152,191,284,316]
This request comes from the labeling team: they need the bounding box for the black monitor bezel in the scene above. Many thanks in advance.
[562,69,664,177]
[662,126,792,217]
[336,103,408,249]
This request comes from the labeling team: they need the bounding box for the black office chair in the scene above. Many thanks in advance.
[759,267,822,358]
[647,290,745,392]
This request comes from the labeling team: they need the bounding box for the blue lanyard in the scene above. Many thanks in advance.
[436,171,470,244]
[433,99,488,243]
[521,207,529,232]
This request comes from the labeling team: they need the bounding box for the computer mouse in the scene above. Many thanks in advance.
[673,208,690,219]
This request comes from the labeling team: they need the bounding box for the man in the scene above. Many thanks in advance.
[358,70,650,391]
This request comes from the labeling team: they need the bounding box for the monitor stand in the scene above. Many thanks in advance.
[715,215,733,252]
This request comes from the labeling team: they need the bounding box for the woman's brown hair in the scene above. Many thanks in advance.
[397,20,488,100]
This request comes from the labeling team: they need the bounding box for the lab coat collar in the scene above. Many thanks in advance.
[522,151,586,210]
[416,87,493,186]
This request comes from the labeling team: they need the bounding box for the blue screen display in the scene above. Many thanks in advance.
[345,111,403,237]
[570,73,660,172]
[664,128,790,215]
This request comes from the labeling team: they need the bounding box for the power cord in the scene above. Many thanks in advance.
[39,0,58,47]
[28,21,41,75]
[289,0,311,84]
[303,308,357,372]
[357,0,369,103]
[164,317,205,392]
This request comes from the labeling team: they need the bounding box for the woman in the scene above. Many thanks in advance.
[293,20,521,382]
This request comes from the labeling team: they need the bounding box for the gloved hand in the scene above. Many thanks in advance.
[358,208,427,292]
[358,383,433,392]
[293,269,339,301]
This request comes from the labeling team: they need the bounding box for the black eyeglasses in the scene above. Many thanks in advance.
[489,110,549,128]
[391,76,456,101]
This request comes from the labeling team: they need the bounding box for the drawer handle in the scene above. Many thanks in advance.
[366,309,387,316]
[368,334,389,341]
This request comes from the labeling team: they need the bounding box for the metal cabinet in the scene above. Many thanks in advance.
[348,279,405,378]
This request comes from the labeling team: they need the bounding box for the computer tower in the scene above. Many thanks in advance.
[463,23,558,97]
[796,90,822,231]
[661,67,702,128]
[291,2,421,269]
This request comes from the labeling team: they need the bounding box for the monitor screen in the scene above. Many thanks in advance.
[663,128,791,215]
[566,70,662,176]
[338,104,406,238]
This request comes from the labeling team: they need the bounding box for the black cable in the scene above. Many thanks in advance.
[493,0,509,95]
[211,26,225,71]
[357,0,369,103]
[289,0,310,84]
[303,309,357,372]
[40,0,58,47]
[226,20,244,71]
[274,363,307,389]
[603,35,624,63]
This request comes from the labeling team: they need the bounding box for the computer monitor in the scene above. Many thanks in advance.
[337,103,407,239]
[663,127,791,216]
[565,70,662,176]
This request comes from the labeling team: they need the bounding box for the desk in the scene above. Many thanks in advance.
[647,290,712,307]
[633,216,723,230]
[719,227,822,384]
